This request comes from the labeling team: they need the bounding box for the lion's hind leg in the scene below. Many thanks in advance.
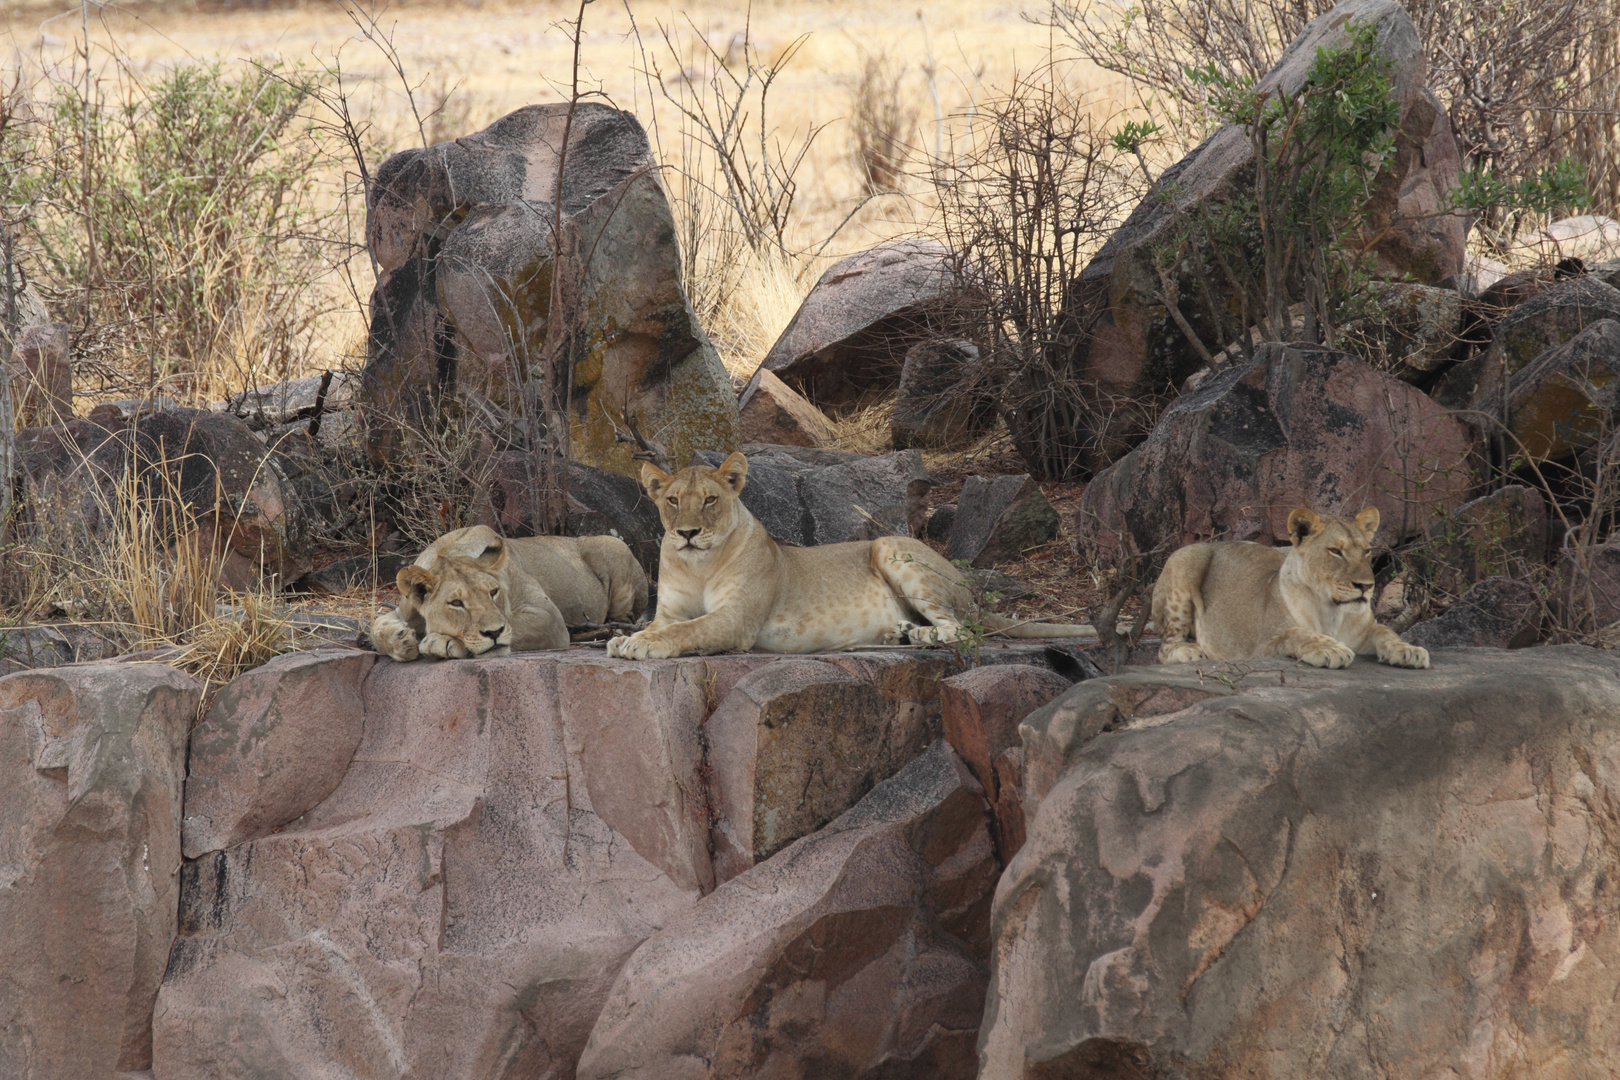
[1152,546,1210,664]
[871,537,975,644]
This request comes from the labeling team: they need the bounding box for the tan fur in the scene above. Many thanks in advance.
[373,525,647,661]
[605,452,1094,660]
[1150,506,1430,670]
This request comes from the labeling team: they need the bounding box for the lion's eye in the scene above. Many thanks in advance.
[666,496,678,506]
[450,599,465,608]
[1329,549,1343,558]
[704,495,717,506]
[489,588,499,598]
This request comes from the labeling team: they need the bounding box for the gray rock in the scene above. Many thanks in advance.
[1339,281,1465,379]
[890,338,993,449]
[470,451,666,573]
[0,662,203,1078]
[1414,484,1549,595]
[9,323,72,427]
[982,647,1620,1077]
[696,447,929,546]
[1075,341,1477,567]
[926,502,956,541]
[1560,540,1620,631]
[218,371,356,430]
[754,240,965,407]
[1504,318,1620,461]
[362,103,739,475]
[1404,576,1540,648]
[293,553,409,596]
[946,474,1060,567]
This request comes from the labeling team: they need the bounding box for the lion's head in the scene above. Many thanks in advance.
[1285,506,1380,608]
[640,452,748,554]
[396,532,513,657]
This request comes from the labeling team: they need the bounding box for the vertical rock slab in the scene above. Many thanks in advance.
[980,648,1620,1078]
[1075,341,1476,564]
[10,322,73,427]
[0,662,202,1078]
[152,656,708,1080]
[706,657,940,884]
[736,367,838,448]
[362,102,740,476]
[577,741,1000,1080]
[946,475,1061,568]
[182,649,374,859]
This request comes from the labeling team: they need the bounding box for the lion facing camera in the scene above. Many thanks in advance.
[372,525,647,661]
[1150,506,1430,670]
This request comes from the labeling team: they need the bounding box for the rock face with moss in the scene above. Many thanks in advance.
[362,103,740,476]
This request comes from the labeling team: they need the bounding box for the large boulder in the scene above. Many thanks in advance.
[361,103,740,476]
[1075,341,1476,564]
[980,647,1620,1078]
[15,408,312,587]
[1046,0,1461,477]
[751,240,964,407]
[1436,274,1620,413]
[577,740,999,1080]
[1503,317,1620,461]
[695,447,930,546]
[0,662,202,1079]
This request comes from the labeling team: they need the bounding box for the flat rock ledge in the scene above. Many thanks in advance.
[982,645,1620,1079]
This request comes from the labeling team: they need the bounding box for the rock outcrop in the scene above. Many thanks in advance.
[752,240,964,407]
[0,662,202,1079]
[577,740,999,1080]
[1075,340,1475,563]
[150,643,1063,1078]
[980,647,1620,1078]
[362,103,740,476]
[1043,0,1462,477]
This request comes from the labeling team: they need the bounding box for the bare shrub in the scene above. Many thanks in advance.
[931,67,1143,480]
[849,49,915,196]
[1050,0,1620,221]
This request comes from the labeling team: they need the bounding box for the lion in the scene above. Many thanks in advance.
[372,525,647,661]
[1150,506,1430,669]
[604,452,1094,660]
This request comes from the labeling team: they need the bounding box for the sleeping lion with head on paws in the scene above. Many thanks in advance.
[1150,506,1429,669]
[605,452,1095,659]
[372,525,646,661]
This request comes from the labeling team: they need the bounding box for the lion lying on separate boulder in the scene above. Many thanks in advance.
[373,525,647,661]
[1151,506,1430,669]
[605,452,1094,660]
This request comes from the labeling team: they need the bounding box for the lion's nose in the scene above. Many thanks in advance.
[677,528,700,541]
[484,627,506,644]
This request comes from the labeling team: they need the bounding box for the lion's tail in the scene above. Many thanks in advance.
[981,615,1098,639]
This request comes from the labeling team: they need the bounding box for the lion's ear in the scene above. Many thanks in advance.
[398,565,437,604]
[474,534,507,570]
[716,451,748,493]
[1286,508,1321,546]
[1354,506,1381,540]
[641,461,673,499]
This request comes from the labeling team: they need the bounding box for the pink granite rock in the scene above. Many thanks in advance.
[182,649,374,859]
[0,662,202,1078]
[577,740,999,1080]
[939,665,1070,859]
[980,647,1620,1078]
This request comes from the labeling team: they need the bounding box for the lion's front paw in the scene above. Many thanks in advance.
[1298,638,1356,669]
[907,622,962,646]
[1159,641,1205,664]
[420,632,469,660]
[883,621,918,646]
[372,613,420,662]
[1378,639,1430,669]
[607,631,672,660]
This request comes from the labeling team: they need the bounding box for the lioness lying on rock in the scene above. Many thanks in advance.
[605,451,1094,659]
[373,525,647,661]
[1151,506,1430,669]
